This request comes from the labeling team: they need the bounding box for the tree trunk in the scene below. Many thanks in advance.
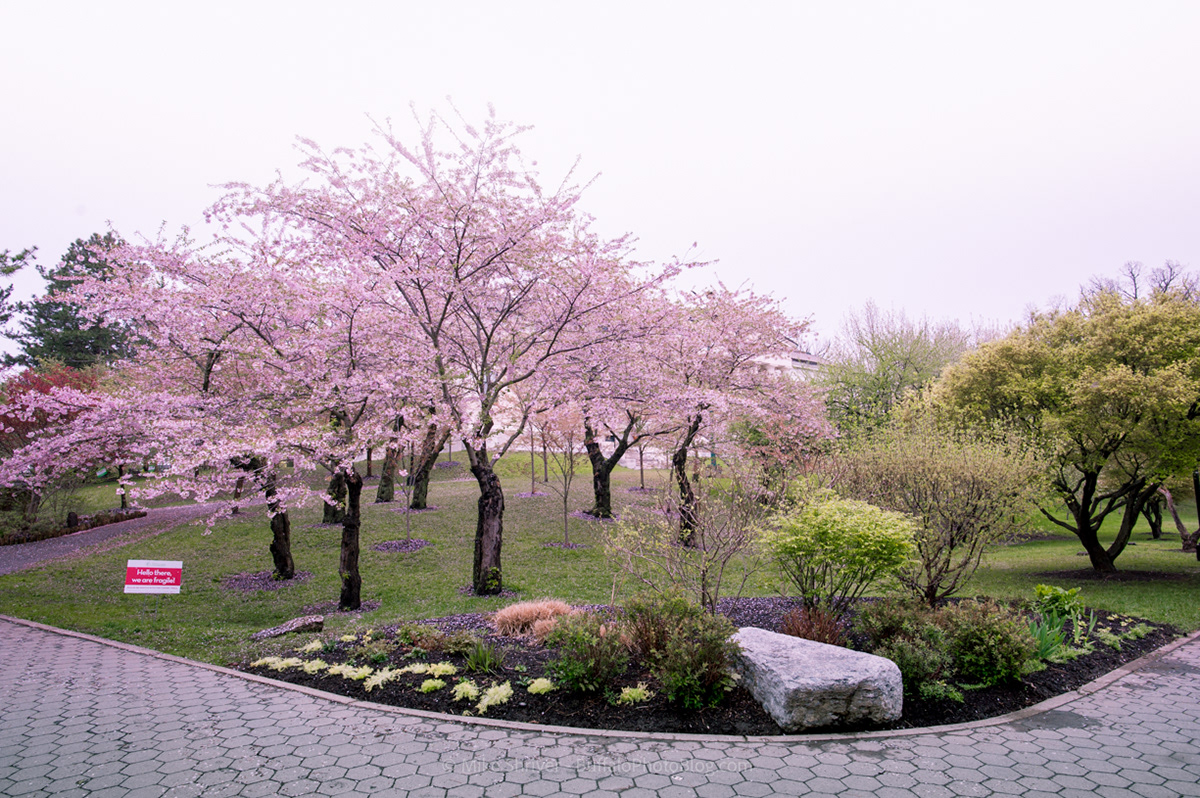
[231,475,244,516]
[365,447,373,478]
[323,471,346,524]
[639,447,645,489]
[1106,480,1157,564]
[470,459,504,595]
[583,419,636,519]
[1142,493,1163,539]
[1159,484,1200,554]
[338,469,363,610]
[260,464,294,580]
[264,477,294,580]
[410,427,450,510]
[673,415,703,547]
[375,445,399,503]
[118,464,128,510]
[1062,496,1117,572]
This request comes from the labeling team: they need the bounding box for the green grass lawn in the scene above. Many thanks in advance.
[2,456,1197,667]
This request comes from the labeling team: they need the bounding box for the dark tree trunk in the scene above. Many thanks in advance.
[375,446,399,503]
[262,469,294,580]
[1141,493,1163,539]
[256,462,294,580]
[1106,480,1157,564]
[323,471,346,524]
[470,458,504,595]
[338,469,363,610]
[231,475,244,516]
[583,418,637,519]
[118,464,128,510]
[365,447,373,478]
[409,427,450,510]
[673,415,703,547]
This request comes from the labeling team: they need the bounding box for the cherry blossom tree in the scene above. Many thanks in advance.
[649,286,827,544]
[218,108,675,594]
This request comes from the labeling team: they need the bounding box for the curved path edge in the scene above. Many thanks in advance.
[4,613,1197,744]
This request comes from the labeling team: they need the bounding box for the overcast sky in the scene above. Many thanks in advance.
[3,1,1198,346]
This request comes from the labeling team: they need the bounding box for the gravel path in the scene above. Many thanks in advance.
[0,503,222,576]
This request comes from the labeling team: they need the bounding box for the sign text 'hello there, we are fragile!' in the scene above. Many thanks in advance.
[124,560,182,594]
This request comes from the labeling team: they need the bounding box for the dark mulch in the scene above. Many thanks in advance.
[373,539,431,554]
[241,596,1181,736]
[457,584,521,598]
[301,599,384,614]
[570,511,618,522]
[222,570,313,592]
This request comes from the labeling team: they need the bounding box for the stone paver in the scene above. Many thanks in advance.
[1,616,1198,797]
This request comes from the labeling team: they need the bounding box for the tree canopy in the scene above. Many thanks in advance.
[6,233,134,370]
[936,286,1200,571]
[818,301,975,431]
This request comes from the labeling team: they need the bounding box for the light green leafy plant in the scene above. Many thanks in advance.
[327,663,373,680]
[476,681,513,714]
[526,678,556,695]
[420,678,446,693]
[339,634,358,643]
[615,683,654,705]
[425,662,457,678]
[453,680,480,702]
[762,491,916,619]
[302,659,329,674]
[364,667,403,692]
[298,639,325,654]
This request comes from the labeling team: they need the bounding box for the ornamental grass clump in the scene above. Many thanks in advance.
[491,598,573,636]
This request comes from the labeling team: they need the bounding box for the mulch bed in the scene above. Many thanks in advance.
[241,596,1181,736]
[373,539,431,554]
[302,599,384,614]
[222,570,313,591]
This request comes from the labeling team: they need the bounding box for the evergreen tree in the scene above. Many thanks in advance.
[7,233,133,369]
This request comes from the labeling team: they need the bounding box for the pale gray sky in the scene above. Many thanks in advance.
[3,1,1198,345]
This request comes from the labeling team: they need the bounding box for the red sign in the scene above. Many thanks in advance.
[124,559,182,594]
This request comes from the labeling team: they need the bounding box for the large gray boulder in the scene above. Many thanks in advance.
[732,626,902,732]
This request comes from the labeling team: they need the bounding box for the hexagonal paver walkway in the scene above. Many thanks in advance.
[2,616,1198,798]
